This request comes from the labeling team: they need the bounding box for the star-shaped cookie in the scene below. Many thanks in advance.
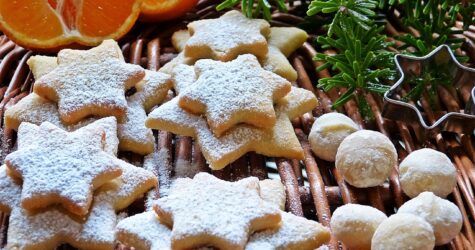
[116,178,289,250]
[4,119,125,215]
[4,95,120,155]
[116,211,172,250]
[267,27,309,58]
[9,53,172,155]
[170,64,196,94]
[146,84,317,170]
[4,93,65,131]
[118,70,173,155]
[262,27,308,81]
[178,54,291,136]
[152,173,281,249]
[26,55,58,79]
[185,10,270,61]
[259,179,286,211]
[0,161,157,250]
[158,52,196,75]
[246,212,331,250]
[33,39,145,124]
[170,26,307,82]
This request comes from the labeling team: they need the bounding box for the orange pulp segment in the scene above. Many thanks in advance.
[0,0,142,50]
[140,0,199,22]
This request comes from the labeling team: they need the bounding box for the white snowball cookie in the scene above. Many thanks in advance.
[398,192,462,245]
[399,148,456,198]
[309,113,359,162]
[335,130,397,188]
[372,213,435,250]
[330,204,387,250]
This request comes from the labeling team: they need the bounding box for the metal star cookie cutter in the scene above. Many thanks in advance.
[382,44,475,134]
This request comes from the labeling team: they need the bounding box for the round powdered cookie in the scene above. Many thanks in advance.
[372,213,435,250]
[330,204,387,250]
[309,113,359,162]
[335,130,397,188]
[399,148,456,198]
[398,192,462,245]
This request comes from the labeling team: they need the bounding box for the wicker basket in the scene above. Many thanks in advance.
[0,0,474,249]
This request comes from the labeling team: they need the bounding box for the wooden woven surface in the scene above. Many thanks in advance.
[0,0,475,249]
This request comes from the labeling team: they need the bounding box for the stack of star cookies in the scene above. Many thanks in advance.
[0,117,158,249]
[146,10,317,170]
[4,39,173,155]
[0,39,172,249]
[117,172,331,250]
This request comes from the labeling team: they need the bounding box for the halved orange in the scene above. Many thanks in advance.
[0,0,142,50]
[140,0,199,22]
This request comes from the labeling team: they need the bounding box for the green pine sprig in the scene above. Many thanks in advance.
[308,0,395,114]
[307,0,379,35]
[216,0,288,20]
[385,0,475,101]
[388,0,475,59]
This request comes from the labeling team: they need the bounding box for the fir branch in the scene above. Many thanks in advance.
[217,0,288,20]
[386,0,475,101]
[388,0,475,59]
[307,0,379,35]
[308,0,395,115]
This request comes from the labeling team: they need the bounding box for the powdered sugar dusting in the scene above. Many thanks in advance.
[5,93,64,129]
[172,64,196,94]
[2,159,156,250]
[147,85,318,170]
[5,120,124,215]
[186,10,270,61]
[398,192,462,245]
[9,71,171,156]
[246,211,330,250]
[144,147,173,208]
[117,70,172,155]
[158,52,195,75]
[179,54,291,135]
[35,57,144,123]
[335,130,397,188]
[153,173,281,249]
[399,148,456,198]
[116,211,172,250]
[95,160,157,211]
[259,179,286,210]
[6,97,119,156]
[131,70,173,113]
[58,39,124,64]
[34,40,144,124]
[85,117,119,156]
[118,99,154,154]
[0,165,21,213]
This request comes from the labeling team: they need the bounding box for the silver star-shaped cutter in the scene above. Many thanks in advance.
[383,44,475,134]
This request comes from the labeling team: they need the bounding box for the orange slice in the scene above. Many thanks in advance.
[0,0,142,50]
[140,0,199,22]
